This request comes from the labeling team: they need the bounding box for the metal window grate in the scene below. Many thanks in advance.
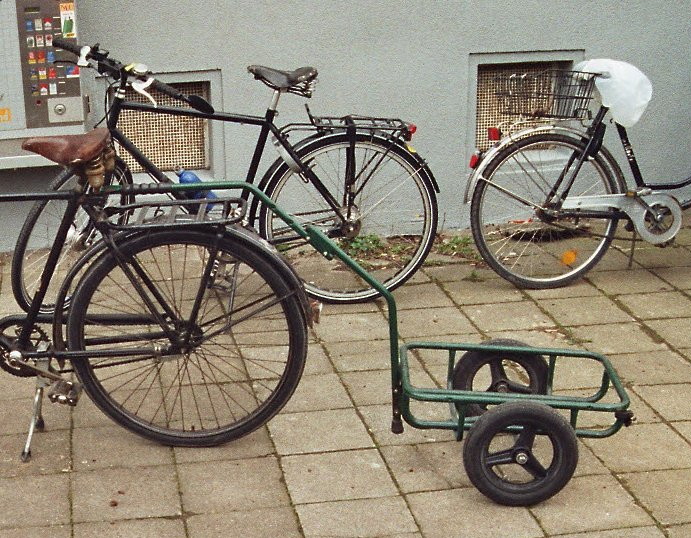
[476,62,566,151]
[114,81,210,172]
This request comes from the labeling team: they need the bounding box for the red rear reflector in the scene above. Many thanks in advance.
[469,151,480,169]
[487,127,501,141]
[407,123,417,135]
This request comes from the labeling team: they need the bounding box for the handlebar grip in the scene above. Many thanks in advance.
[52,37,83,56]
[150,79,215,114]
[150,79,186,100]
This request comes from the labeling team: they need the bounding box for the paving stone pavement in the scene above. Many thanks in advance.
[0,223,689,537]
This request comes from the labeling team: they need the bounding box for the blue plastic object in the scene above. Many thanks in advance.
[175,168,218,213]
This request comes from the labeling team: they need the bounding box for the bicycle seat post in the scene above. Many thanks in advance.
[268,89,283,115]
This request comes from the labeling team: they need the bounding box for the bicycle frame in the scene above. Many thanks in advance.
[615,123,691,207]
[0,181,239,365]
[105,69,419,232]
[109,97,346,222]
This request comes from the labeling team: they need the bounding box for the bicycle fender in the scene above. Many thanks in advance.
[462,125,625,204]
[251,131,440,223]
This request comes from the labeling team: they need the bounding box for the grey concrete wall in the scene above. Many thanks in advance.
[2,0,690,251]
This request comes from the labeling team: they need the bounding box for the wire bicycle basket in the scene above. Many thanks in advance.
[494,70,599,120]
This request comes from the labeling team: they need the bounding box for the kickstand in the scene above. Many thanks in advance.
[21,362,51,462]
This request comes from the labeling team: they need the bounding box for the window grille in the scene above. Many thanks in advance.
[475,62,567,151]
[114,81,210,172]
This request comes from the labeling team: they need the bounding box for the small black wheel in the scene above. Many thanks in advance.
[451,339,548,416]
[463,401,578,506]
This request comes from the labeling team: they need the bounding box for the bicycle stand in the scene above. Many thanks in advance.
[21,358,50,462]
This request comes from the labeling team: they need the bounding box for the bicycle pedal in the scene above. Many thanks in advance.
[47,380,82,406]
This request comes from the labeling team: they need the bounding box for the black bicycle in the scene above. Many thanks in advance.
[2,128,315,458]
[13,39,439,312]
[466,68,690,288]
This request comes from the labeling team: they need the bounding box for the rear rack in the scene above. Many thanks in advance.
[104,196,246,230]
[311,114,410,132]
[280,105,414,139]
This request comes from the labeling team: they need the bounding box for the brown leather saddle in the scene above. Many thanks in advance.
[22,128,111,166]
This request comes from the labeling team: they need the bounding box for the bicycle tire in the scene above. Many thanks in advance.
[11,157,133,313]
[450,339,548,417]
[258,133,438,303]
[66,229,307,446]
[462,401,578,506]
[470,133,623,289]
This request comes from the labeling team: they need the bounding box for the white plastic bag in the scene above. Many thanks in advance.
[575,59,652,127]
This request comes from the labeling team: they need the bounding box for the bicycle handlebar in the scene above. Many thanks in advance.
[52,37,82,56]
[52,38,214,114]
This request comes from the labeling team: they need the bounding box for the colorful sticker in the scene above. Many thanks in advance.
[28,51,36,64]
[45,34,53,47]
[44,18,53,31]
[30,68,38,80]
[34,18,43,31]
[48,67,57,79]
[40,84,49,96]
[66,65,80,78]
[59,3,77,38]
[26,36,35,48]
[49,83,58,95]
[25,20,34,32]
[37,50,46,63]
[46,50,56,63]
[36,35,45,47]
[0,109,11,123]
[38,67,47,80]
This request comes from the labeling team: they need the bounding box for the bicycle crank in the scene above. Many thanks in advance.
[562,191,682,244]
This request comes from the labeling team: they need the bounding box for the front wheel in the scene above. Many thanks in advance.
[470,134,622,289]
[67,229,308,447]
[259,133,438,303]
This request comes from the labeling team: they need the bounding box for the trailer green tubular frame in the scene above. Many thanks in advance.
[107,180,632,441]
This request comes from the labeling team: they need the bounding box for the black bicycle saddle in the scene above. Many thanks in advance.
[247,65,318,90]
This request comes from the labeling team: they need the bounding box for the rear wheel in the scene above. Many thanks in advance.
[470,134,622,288]
[451,339,548,417]
[67,229,308,446]
[259,133,437,303]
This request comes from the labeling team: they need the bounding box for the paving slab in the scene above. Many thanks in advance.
[71,465,182,523]
[268,408,374,455]
[186,507,302,538]
[407,488,543,538]
[621,468,691,526]
[296,496,418,537]
[282,449,398,504]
